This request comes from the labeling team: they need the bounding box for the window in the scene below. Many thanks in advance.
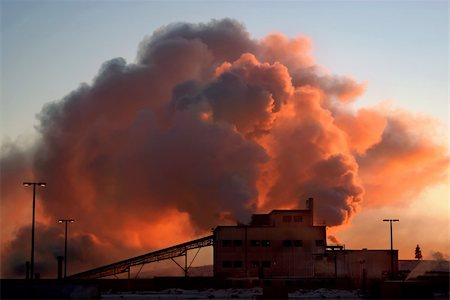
[251,240,261,247]
[233,261,243,268]
[233,240,243,247]
[261,261,271,268]
[251,240,270,247]
[251,261,260,268]
[261,240,271,247]
[222,240,232,247]
[222,240,242,247]
[293,240,303,247]
[315,240,325,247]
[282,215,292,222]
[223,261,232,268]
[283,240,293,247]
[293,216,303,222]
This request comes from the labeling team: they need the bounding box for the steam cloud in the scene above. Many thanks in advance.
[1,19,448,278]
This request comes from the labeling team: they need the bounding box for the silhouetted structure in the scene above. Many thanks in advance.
[69,235,213,279]
[23,181,46,280]
[213,199,326,277]
[213,199,396,285]
[58,218,75,278]
[315,248,397,287]
[383,218,399,279]
[69,199,397,287]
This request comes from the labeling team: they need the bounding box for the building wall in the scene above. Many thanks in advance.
[214,210,326,278]
[314,250,398,284]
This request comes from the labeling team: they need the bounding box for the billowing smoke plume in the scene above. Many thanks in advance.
[1,19,448,278]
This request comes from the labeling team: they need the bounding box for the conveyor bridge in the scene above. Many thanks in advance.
[68,235,213,279]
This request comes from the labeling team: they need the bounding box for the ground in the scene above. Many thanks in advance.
[101,287,362,299]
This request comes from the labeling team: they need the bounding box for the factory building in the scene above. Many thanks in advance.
[213,198,397,283]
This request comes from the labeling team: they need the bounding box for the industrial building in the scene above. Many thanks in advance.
[213,200,325,278]
[213,198,397,284]
[69,198,397,287]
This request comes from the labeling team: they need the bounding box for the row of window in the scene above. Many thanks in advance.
[283,240,303,247]
[222,240,243,247]
[282,215,303,222]
[221,239,325,247]
[222,260,271,268]
[251,240,271,247]
[222,260,243,268]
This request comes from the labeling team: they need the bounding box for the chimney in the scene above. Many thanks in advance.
[57,256,64,280]
[307,197,314,225]
[307,197,314,211]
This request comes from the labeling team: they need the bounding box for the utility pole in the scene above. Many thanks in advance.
[383,219,399,279]
[23,182,46,280]
[58,219,75,278]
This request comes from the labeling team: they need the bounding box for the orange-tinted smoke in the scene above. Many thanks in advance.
[1,18,448,278]
[355,111,449,208]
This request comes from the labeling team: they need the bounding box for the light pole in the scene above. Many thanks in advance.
[383,219,399,279]
[23,182,46,280]
[58,219,75,278]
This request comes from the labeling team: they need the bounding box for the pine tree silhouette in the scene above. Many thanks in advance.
[415,244,423,260]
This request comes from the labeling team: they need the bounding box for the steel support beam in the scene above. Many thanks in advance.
[69,235,213,279]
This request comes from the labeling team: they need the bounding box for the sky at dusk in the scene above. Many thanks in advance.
[0,0,449,278]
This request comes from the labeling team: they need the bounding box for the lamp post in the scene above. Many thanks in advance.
[23,182,46,280]
[383,219,399,279]
[58,219,75,278]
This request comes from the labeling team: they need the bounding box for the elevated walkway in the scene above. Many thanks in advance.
[68,235,213,279]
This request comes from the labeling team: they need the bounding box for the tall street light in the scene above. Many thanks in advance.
[58,219,75,278]
[23,182,46,280]
[383,219,399,279]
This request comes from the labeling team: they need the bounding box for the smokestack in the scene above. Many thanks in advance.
[307,197,314,211]
[25,261,30,280]
[307,197,314,225]
[57,256,63,280]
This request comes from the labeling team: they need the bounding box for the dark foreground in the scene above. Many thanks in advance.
[1,276,448,299]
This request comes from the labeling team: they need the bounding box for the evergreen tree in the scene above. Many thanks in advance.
[415,244,423,260]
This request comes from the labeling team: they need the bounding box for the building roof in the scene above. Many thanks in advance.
[269,209,310,213]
